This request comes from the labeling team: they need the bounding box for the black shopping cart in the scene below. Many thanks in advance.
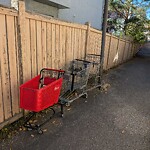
[59,59,91,106]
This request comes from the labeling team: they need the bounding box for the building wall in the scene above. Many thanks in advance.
[0,0,11,7]
[46,0,70,8]
[25,0,58,17]
[58,0,105,30]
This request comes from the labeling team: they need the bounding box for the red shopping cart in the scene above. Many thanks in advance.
[20,68,65,134]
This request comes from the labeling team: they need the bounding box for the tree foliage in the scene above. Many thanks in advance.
[107,0,150,43]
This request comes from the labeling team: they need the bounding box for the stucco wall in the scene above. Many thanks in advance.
[58,0,105,30]
[25,0,58,17]
[0,0,11,7]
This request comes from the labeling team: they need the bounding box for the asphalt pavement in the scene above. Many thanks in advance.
[0,57,150,150]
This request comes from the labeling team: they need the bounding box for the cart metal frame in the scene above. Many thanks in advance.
[85,54,102,91]
[59,59,91,106]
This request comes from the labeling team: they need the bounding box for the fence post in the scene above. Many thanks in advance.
[18,0,26,84]
[85,22,91,58]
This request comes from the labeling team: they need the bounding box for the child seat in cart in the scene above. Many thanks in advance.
[20,68,65,134]
[59,59,91,106]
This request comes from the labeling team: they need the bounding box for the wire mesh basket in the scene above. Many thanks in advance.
[66,59,91,91]
[59,59,91,105]
[85,54,101,90]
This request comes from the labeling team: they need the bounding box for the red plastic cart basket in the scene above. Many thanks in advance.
[20,69,64,112]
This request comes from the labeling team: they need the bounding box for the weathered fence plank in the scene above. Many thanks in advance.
[0,14,12,120]
[103,35,111,70]
[30,19,37,77]
[6,15,19,115]
[51,24,56,69]
[24,18,31,82]
[36,20,42,73]
[107,37,119,69]
[42,21,47,68]
[0,68,4,123]
[46,23,52,68]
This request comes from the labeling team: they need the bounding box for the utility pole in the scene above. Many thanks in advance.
[99,0,109,86]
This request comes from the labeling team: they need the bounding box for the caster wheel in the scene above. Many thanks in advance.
[66,102,71,107]
[82,93,88,99]
[37,128,43,134]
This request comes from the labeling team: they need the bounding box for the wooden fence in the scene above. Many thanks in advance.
[0,1,139,129]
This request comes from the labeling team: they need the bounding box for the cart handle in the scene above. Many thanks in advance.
[87,54,101,57]
[40,68,65,74]
[75,59,91,64]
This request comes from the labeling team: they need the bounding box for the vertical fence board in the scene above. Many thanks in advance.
[30,19,37,77]
[0,14,12,119]
[14,16,21,113]
[104,35,111,70]
[71,28,75,59]
[121,41,126,63]
[51,24,56,69]
[41,22,47,68]
[107,38,119,69]
[127,43,132,59]
[36,20,42,73]
[118,40,126,65]
[0,64,4,123]
[59,25,63,69]
[123,42,130,61]
[131,43,135,57]
[62,26,66,69]
[24,18,31,82]
[76,29,80,59]
[70,28,74,60]
[6,15,19,115]
[81,30,86,58]
[78,29,82,58]
[66,27,72,68]
[89,32,95,54]
[55,25,60,69]
[46,23,52,68]
[73,28,78,59]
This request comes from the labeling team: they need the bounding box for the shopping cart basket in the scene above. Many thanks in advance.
[20,68,65,134]
[85,54,102,91]
[60,59,91,106]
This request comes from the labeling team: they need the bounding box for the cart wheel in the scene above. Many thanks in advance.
[61,114,64,118]
[66,102,71,107]
[37,128,43,134]
[82,93,88,99]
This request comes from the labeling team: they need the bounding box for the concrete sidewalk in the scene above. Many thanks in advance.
[1,57,150,150]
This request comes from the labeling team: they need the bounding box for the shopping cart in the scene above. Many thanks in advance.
[85,54,102,91]
[59,59,91,106]
[20,68,65,134]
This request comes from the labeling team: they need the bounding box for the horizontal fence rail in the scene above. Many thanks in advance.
[0,1,140,129]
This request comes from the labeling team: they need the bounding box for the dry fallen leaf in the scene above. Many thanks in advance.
[101,83,111,92]
[52,121,56,124]
[43,129,47,132]
[31,134,34,138]
[67,108,71,111]
[121,130,125,134]
[33,120,38,123]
